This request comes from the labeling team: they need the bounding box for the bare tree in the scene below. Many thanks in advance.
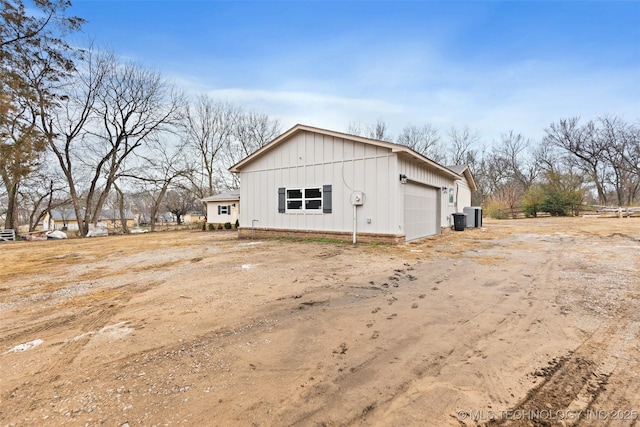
[494,131,541,191]
[232,110,280,157]
[181,96,239,198]
[220,110,281,189]
[163,187,196,225]
[447,126,480,166]
[396,123,443,162]
[18,167,69,231]
[345,121,363,137]
[41,49,183,235]
[543,117,609,204]
[346,119,393,142]
[621,122,640,204]
[125,138,192,231]
[366,119,392,141]
[599,116,640,206]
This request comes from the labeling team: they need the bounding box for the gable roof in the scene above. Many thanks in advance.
[229,124,461,180]
[201,190,240,203]
[446,165,478,192]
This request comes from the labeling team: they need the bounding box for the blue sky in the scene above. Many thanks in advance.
[70,0,640,145]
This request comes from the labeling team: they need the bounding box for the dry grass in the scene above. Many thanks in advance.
[2,216,640,426]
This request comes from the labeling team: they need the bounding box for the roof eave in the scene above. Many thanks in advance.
[457,166,478,192]
[394,149,461,180]
[229,124,466,184]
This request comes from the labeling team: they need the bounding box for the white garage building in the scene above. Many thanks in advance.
[229,125,476,244]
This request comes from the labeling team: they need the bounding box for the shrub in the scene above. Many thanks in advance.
[541,190,581,216]
[522,185,545,217]
[538,171,585,216]
[234,219,239,229]
[218,224,223,230]
[224,222,232,229]
[208,223,215,231]
[484,199,509,219]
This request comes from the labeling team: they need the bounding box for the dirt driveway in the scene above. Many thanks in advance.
[1,217,639,426]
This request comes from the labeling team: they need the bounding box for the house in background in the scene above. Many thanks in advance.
[202,190,240,227]
[42,207,77,231]
[138,212,173,226]
[183,211,206,224]
[43,208,137,232]
[229,124,476,244]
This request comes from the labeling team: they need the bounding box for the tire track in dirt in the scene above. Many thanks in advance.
[0,280,162,350]
[0,313,81,347]
[348,246,564,426]
[1,281,164,422]
[484,321,623,427]
[482,233,639,427]
[273,255,556,426]
[2,221,637,426]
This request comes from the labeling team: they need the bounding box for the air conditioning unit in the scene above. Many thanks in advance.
[463,206,482,228]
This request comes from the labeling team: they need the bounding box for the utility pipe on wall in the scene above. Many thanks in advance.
[251,219,259,239]
[353,205,357,244]
[350,191,364,244]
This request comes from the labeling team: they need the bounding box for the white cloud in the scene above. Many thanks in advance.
[202,87,404,130]
[168,44,639,148]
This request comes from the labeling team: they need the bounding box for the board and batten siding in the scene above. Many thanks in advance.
[398,157,457,229]
[455,179,472,212]
[239,130,402,235]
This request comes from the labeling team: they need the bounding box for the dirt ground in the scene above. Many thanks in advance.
[1,217,639,427]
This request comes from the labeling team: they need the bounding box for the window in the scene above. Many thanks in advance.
[279,186,332,213]
[304,188,322,210]
[285,187,322,211]
[218,205,230,215]
[448,188,454,205]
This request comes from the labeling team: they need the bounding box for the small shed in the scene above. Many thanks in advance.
[202,191,240,227]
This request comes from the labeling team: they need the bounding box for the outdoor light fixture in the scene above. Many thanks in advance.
[399,174,407,184]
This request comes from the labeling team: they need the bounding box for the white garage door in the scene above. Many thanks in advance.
[404,183,438,241]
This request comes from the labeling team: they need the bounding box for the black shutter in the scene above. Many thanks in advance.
[278,188,286,213]
[218,205,221,215]
[323,185,332,213]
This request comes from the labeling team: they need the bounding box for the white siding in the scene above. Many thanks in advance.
[238,128,464,239]
[239,131,398,235]
[455,179,472,212]
[206,202,239,225]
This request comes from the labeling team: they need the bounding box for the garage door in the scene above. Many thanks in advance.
[404,183,438,241]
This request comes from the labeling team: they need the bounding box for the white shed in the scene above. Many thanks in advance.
[202,190,240,227]
[229,125,476,244]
